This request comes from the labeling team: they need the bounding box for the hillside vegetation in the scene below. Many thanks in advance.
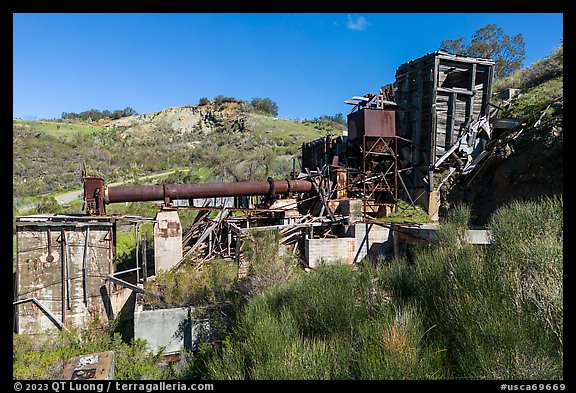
[13,101,342,202]
[13,196,563,379]
[448,44,563,224]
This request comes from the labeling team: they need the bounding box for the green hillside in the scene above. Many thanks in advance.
[13,119,105,140]
[13,105,339,204]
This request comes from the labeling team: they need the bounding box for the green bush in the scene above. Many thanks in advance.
[14,198,562,380]
[13,327,164,380]
[204,198,562,380]
[240,228,302,297]
[205,264,446,380]
[249,97,279,117]
[487,197,563,350]
[494,44,563,94]
[143,258,238,309]
[34,196,64,215]
[401,199,563,379]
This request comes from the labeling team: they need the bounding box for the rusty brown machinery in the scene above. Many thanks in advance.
[83,176,313,216]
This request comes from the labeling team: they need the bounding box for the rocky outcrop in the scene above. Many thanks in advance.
[104,103,247,136]
[448,113,562,225]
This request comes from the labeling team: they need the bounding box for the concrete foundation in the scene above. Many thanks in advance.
[412,190,441,222]
[338,199,364,224]
[305,221,392,267]
[427,191,441,222]
[15,216,116,334]
[305,238,357,267]
[154,209,183,272]
[133,305,212,354]
[14,214,152,335]
[392,222,493,258]
[353,223,393,261]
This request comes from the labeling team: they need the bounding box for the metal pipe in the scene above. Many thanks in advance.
[82,226,90,306]
[141,232,147,283]
[60,229,66,325]
[105,179,313,204]
[64,231,72,310]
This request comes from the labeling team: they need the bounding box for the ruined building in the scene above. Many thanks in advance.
[14,51,495,353]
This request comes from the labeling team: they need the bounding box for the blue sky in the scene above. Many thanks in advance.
[13,13,563,121]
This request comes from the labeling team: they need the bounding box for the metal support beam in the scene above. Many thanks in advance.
[82,226,90,306]
[13,298,68,331]
[106,275,144,294]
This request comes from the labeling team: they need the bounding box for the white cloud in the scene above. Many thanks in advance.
[346,15,369,31]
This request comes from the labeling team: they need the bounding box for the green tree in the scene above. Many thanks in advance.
[110,109,124,120]
[441,24,526,79]
[122,107,137,117]
[249,97,279,116]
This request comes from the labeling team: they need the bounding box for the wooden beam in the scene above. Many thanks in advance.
[465,63,477,125]
[446,93,456,150]
[436,86,475,96]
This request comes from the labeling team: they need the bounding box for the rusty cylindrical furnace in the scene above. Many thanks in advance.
[83,177,313,216]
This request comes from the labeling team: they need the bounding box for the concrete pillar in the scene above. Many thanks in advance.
[427,190,441,222]
[340,198,364,226]
[154,209,182,272]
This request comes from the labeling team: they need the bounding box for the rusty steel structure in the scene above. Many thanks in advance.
[82,53,495,221]
[300,84,400,218]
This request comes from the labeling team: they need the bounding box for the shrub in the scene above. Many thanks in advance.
[197,196,556,381]
[239,228,301,297]
[249,97,279,117]
[13,327,164,380]
[205,263,447,380]
[404,198,563,379]
[143,258,238,309]
[493,44,563,94]
[487,197,563,350]
[34,196,63,215]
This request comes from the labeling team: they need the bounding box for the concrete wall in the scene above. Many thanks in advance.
[153,209,182,272]
[108,286,136,322]
[353,223,392,261]
[392,223,493,258]
[133,306,212,354]
[337,199,363,224]
[15,218,116,334]
[305,238,356,267]
[305,222,392,267]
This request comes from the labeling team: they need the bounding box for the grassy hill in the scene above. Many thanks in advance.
[13,104,341,206]
[13,119,106,140]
